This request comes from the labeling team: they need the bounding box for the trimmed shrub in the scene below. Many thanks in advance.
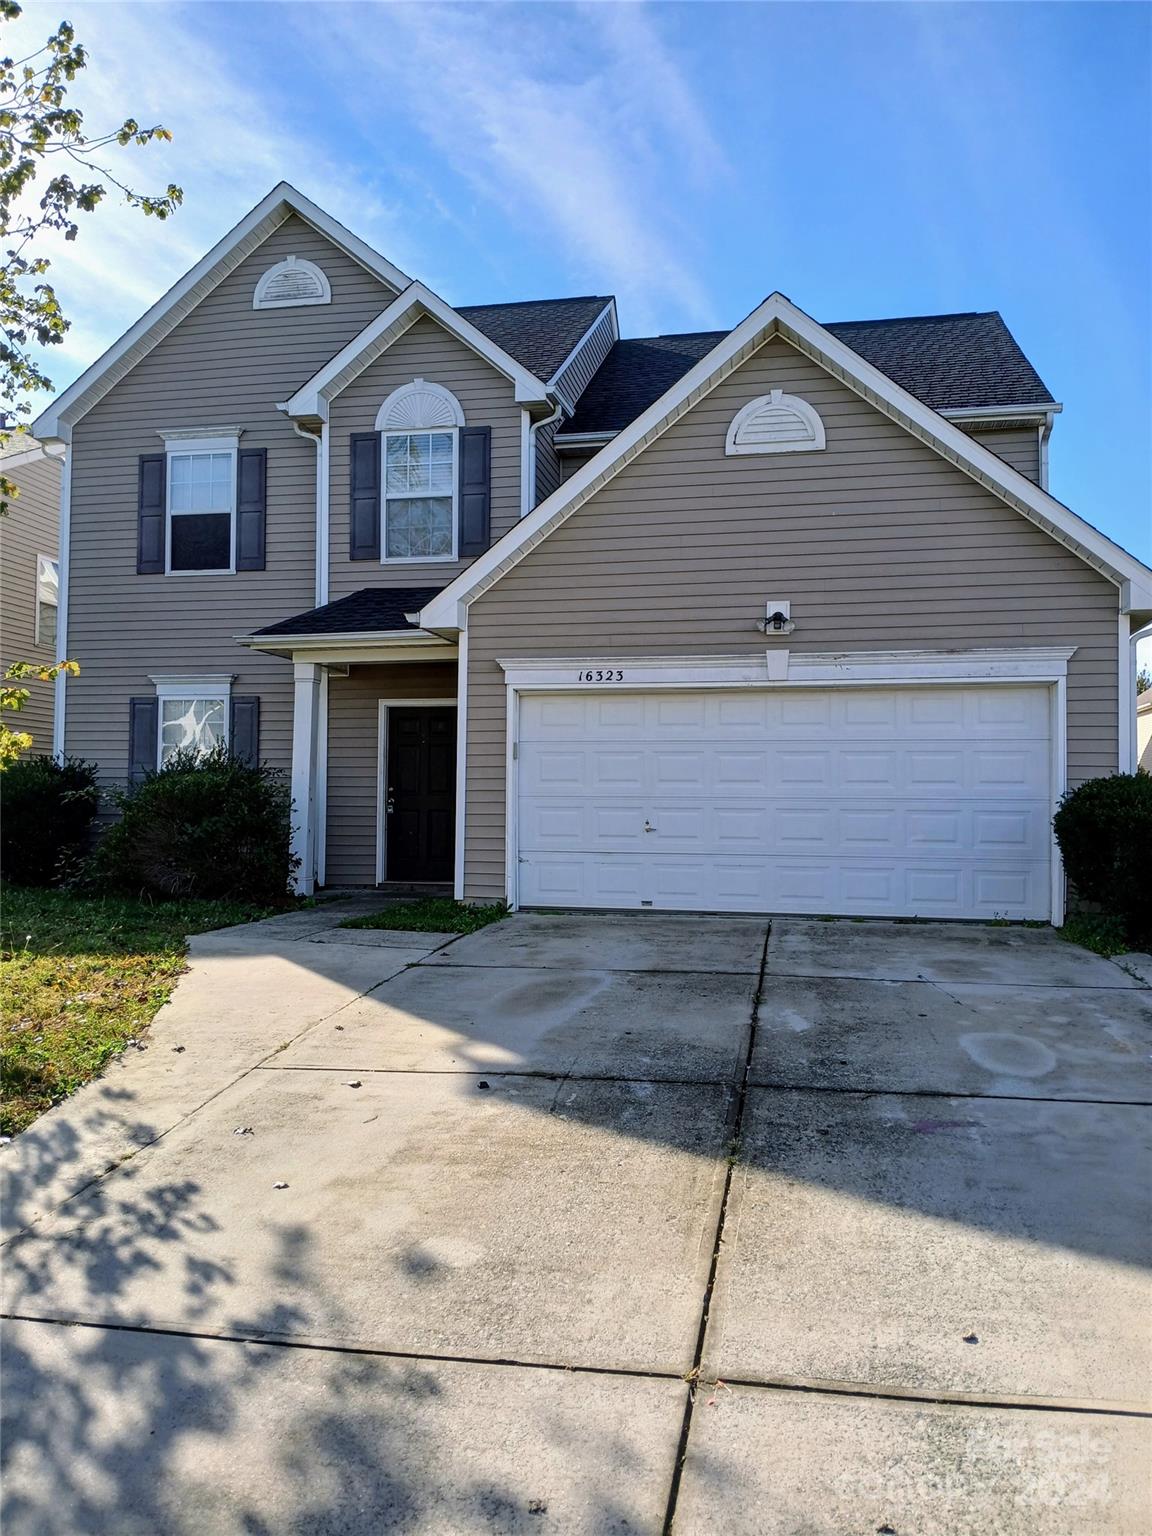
[0,755,100,886]
[90,747,296,903]
[1053,772,1152,945]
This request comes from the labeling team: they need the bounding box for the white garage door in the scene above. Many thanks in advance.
[515,686,1053,919]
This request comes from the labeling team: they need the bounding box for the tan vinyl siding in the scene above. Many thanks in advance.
[462,336,1118,901]
[328,316,523,596]
[325,661,457,886]
[64,216,397,786]
[1,453,61,751]
[964,423,1042,484]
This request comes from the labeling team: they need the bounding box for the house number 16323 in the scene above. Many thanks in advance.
[578,669,624,683]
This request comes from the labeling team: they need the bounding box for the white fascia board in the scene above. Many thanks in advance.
[237,628,456,659]
[418,292,1152,630]
[31,183,409,442]
[940,402,1063,421]
[554,431,616,447]
[285,282,552,420]
[0,444,54,470]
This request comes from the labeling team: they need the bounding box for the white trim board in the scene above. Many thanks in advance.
[31,183,409,444]
[375,698,460,885]
[284,281,552,420]
[419,293,1152,631]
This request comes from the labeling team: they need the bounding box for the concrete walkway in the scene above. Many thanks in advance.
[2,911,1150,1533]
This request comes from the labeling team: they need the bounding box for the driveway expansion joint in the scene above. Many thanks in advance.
[661,925,772,1536]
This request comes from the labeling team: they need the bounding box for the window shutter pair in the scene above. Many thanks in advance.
[348,427,491,560]
[136,449,267,573]
[126,696,260,785]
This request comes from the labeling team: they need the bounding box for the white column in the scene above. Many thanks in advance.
[290,661,321,895]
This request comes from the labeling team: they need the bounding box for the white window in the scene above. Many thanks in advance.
[150,674,233,768]
[161,433,239,573]
[253,255,331,310]
[725,389,826,455]
[384,430,456,559]
[35,553,58,649]
[376,380,465,563]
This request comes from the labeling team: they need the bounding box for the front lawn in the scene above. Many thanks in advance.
[341,896,508,936]
[1,889,276,1136]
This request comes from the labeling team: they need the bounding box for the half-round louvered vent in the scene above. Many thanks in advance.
[376,378,465,431]
[725,389,826,455]
[252,255,332,310]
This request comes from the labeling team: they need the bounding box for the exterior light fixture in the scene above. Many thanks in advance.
[757,599,795,636]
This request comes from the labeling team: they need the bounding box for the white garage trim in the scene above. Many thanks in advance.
[498,647,1073,922]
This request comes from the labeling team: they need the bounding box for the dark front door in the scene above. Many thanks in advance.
[385,707,456,882]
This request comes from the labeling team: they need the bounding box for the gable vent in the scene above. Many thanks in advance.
[253,255,332,310]
[726,389,826,455]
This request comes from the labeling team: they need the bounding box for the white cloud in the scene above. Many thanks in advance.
[294,1,724,330]
[6,1,419,391]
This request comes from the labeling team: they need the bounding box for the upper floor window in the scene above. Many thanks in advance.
[253,255,331,310]
[725,389,826,455]
[165,436,238,572]
[376,380,466,564]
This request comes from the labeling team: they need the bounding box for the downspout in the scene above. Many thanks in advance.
[1039,410,1054,493]
[290,419,327,606]
[525,399,565,515]
[50,437,71,761]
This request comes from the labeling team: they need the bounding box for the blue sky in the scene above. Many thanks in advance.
[11,0,1152,575]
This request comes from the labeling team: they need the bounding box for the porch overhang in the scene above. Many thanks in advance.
[237,629,458,665]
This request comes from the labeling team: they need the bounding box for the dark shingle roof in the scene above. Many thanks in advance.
[563,311,1055,436]
[458,296,612,382]
[251,587,444,638]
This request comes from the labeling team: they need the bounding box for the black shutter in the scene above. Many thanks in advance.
[236,448,267,571]
[457,426,491,557]
[137,454,166,574]
[128,697,158,786]
[230,697,260,767]
[349,432,381,560]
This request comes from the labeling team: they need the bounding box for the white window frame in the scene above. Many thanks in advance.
[380,427,460,565]
[35,552,59,647]
[150,672,234,769]
[161,433,240,576]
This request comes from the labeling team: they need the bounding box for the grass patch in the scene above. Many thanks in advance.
[342,897,508,936]
[1058,913,1130,958]
[1,888,278,1136]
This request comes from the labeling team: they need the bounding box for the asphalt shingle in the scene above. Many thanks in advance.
[458,297,612,382]
[251,587,445,638]
[562,311,1055,437]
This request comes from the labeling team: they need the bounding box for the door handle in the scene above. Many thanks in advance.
[386,788,396,815]
[643,820,655,833]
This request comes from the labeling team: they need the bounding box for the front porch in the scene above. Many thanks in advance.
[240,587,460,895]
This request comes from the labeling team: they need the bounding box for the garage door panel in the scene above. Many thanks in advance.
[516,686,1052,920]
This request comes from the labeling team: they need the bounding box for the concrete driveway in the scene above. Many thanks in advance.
[3,909,1150,1533]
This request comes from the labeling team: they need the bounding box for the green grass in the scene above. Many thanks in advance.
[1058,913,1131,958]
[1,888,278,1136]
[341,896,509,935]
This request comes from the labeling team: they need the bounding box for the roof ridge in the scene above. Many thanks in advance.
[458,295,612,312]
[827,310,999,328]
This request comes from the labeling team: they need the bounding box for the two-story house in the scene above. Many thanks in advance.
[1,434,62,753]
[33,184,1152,922]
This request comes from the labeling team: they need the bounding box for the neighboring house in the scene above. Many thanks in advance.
[1,435,62,753]
[32,183,1152,922]
[1138,690,1152,772]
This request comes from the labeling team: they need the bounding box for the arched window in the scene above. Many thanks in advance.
[725,389,826,455]
[376,380,465,560]
[252,255,331,310]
